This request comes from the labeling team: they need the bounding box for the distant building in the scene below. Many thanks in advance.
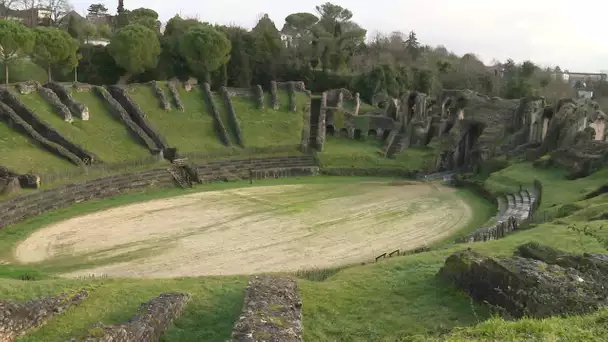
[577,90,594,99]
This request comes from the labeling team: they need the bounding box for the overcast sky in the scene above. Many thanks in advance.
[72,0,608,73]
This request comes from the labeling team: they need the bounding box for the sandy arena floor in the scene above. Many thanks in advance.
[14,182,472,278]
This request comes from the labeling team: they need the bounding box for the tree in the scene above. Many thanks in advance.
[87,3,107,17]
[220,26,253,87]
[66,14,82,39]
[160,15,201,79]
[97,24,111,38]
[108,24,160,83]
[0,0,19,18]
[128,8,160,32]
[41,0,72,24]
[0,19,35,84]
[404,31,420,60]
[31,26,79,81]
[179,24,231,83]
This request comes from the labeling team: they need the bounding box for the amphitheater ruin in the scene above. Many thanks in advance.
[0,78,606,341]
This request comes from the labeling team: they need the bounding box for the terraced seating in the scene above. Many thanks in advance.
[458,186,539,243]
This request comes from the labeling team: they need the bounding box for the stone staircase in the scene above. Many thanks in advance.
[458,186,539,243]
[383,133,406,158]
[167,158,201,189]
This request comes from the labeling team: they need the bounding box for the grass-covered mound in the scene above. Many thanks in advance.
[230,90,305,148]
[16,90,151,163]
[0,119,75,173]
[127,83,229,155]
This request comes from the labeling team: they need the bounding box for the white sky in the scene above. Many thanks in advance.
[71,0,608,72]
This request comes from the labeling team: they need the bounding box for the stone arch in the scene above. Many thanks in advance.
[408,93,418,121]
[354,129,362,140]
[530,121,540,143]
[441,98,452,118]
[326,125,335,136]
[367,129,377,138]
[339,128,348,137]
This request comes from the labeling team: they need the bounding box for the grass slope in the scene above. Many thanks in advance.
[126,84,229,154]
[230,90,304,148]
[16,91,150,163]
[0,119,75,173]
[319,136,437,170]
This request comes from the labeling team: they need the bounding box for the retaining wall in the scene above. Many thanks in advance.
[0,155,318,229]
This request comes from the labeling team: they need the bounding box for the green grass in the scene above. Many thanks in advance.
[230,91,304,148]
[5,277,246,342]
[0,118,75,174]
[318,136,437,170]
[16,91,151,163]
[212,93,239,145]
[0,165,605,341]
[126,84,229,154]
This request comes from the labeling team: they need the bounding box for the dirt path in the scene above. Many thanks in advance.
[14,182,472,278]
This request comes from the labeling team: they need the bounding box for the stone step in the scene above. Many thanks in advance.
[497,196,507,216]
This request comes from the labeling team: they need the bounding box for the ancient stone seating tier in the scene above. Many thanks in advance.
[458,186,539,243]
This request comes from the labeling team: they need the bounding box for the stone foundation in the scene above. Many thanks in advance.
[0,289,87,341]
[76,293,190,342]
[231,275,303,342]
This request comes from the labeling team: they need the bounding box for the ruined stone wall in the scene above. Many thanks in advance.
[93,86,160,154]
[0,289,87,341]
[202,83,231,146]
[0,88,97,164]
[231,275,302,342]
[220,86,244,147]
[38,86,73,122]
[78,293,190,342]
[0,155,318,229]
[439,243,607,319]
[167,82,184,112]
[45,82,89,120]
[150,80,171,111]
[107,85,169,150]
[0,102,85,167]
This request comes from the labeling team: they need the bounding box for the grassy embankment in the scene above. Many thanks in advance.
[17,90,151,164]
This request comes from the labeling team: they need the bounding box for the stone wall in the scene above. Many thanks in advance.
[270,81,279,110]
[231,275,303,342]
[38,86,73,122]
[167,82,184,112]
[439,243,607,319]
[0,101,85,167]
[107,85,170,151]
[93,86,161,155]
[0,88,98,164]
[202,83,231,146]
[0,289,87,341]
[0,155,318,229]
[77,293,190,342]
[150,80,170,111]
[45,82,89,120]
[220,86,244,147]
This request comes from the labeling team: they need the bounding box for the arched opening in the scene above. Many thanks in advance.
[368,129,377,138]
[382,130,391,140]
[443,122,454,134]
[326,125,335,136]
[441,98,452,118]
[407,93,417,121]
[530,121,540,143]
[541,107,554,141]
[354,129,362,139]
[339,128,348,137]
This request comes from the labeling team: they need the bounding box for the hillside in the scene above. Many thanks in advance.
[126,83,231,155]
[226,89,306,148]
[0,119,75,174]
[16,90,151,163]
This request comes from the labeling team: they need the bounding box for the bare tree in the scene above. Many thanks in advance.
[0,0,20,18]
[41,0,72,25]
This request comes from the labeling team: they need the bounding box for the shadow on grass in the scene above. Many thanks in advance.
[161,281,246,342]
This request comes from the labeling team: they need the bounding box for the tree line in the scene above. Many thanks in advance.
[0,1,581,102]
